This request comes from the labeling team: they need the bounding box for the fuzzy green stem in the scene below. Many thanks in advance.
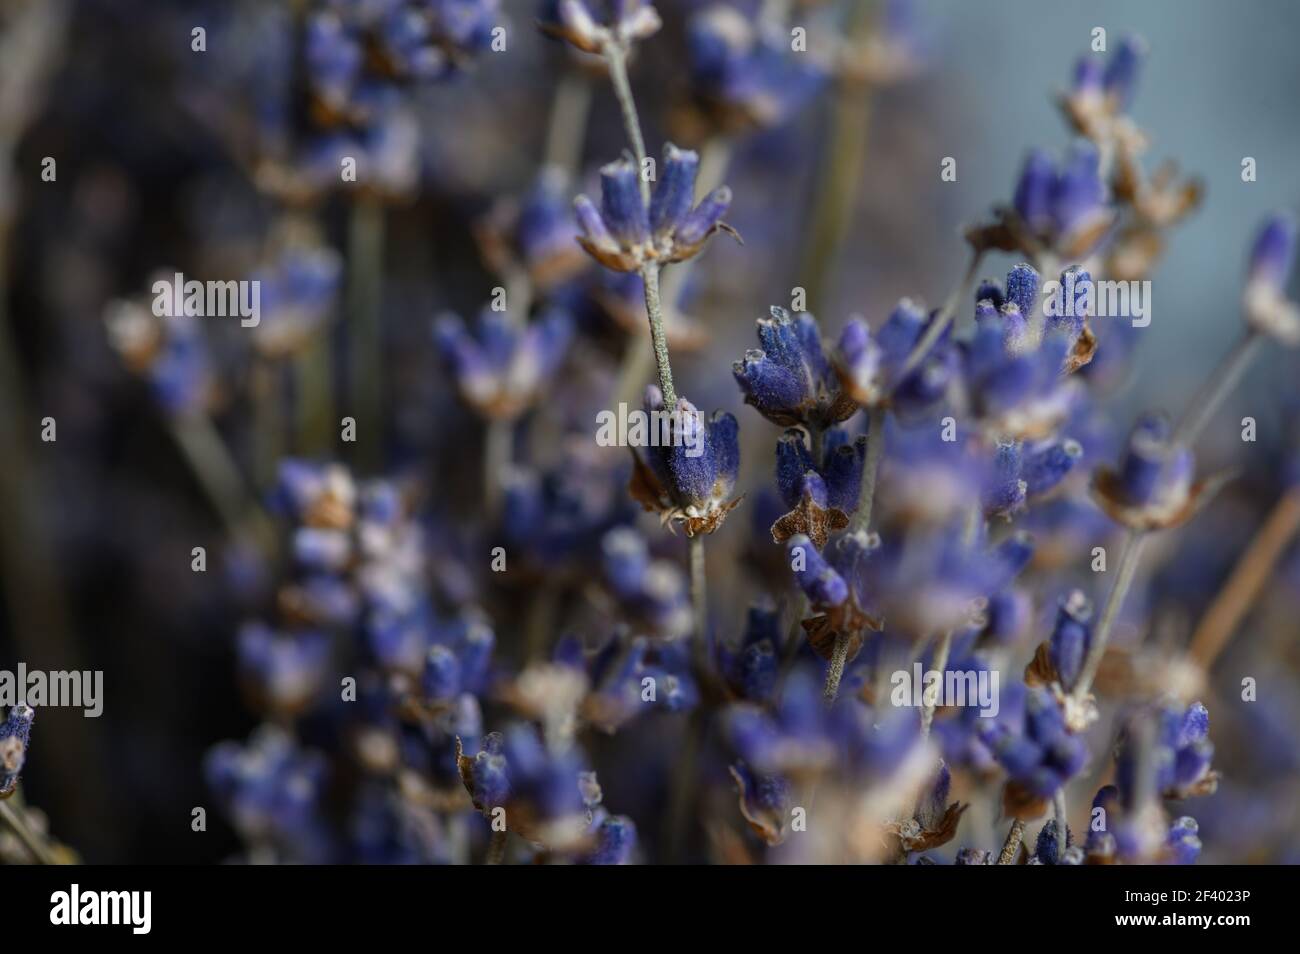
[602,42,650,204]
[823,633,852,705]
[689,534,708,651]
[1053,789,1068,860]
[1072,528,1147,701]
[485,828,508,865]
[639,262,678,410]
[918,631,952,737]
[797,0,877,313]
[823,406,887,704]
[897,249,985,381]
[347,194,386,475]
[543,70,594,176]
[0,799,57,865]
[997,818,1026,865]
[613,137,732,410]
[1173,329,1260,447]
[850,405,887,534]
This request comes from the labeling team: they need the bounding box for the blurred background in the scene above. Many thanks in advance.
[1,0,1298,863]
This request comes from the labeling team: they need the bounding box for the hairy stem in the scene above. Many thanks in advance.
[613,137,732,410]
[823,633,852,704]
[602,41,649,204]
[1072,528,1147,701]
[0,799,57,865]
[997,818,1026,865]
[1173,329,1260,447]
[850,405,887,534]
[1053,789,1067,860]
[898,249,985,380]
[543,70,593,176]
[485,828,508,865]
[824,407,887,704]
[1189,487,1300,668]
[639,261,677,410]
[919,631,952,737]
[690,534,708,655]
[797,0,877,313]
[347,194,386,475]
[170,414,276,553]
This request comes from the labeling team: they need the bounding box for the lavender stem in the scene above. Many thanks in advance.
[1072,527,1147,702]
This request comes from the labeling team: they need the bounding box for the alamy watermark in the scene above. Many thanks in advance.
[0,665,103,717]
[151,271,261,327]
[595,402,704,457]
[1043,274,1153,328]
[890,663,1000,718]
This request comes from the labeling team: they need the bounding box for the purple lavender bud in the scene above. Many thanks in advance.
[875,298,928,370]
[1103,34,1147,111]
[1004,263,1040,325]
[709,409,741,498]
[674,185,732,247]
[1116,413,1173,506]
[521,307,575,379]
[463,731,510,810]
[650,144,700,241]
[293,527,351,571]
[686,4,826,129]
[734,350,806,422]
[663,398,717,508]
[821,435,867,513]
[1247,213,1297,291]
[797,471,830,510]
[1048,590,1092,690]
[602,527,650,596]
[1072,55,1103,97]
[991,531,1036,590]
[1179,701,1210,745]
[984,588,1031,645]
[1166,816,1201,865]
[237,624,332,714]
[599,159,649,248]
[458,621,495,695]
[422,645,462,702]
[517,168,579,266]
[1173,738,1214,792]
[786,534,849,607]
[0,704,35,796]
[1023,438,1083,497]
[1034,819,1078,865]
[1013,149,1055,234]
[306,11,363,111]
[1048,265,1091,341]
[585,814,637,864]
[974,279,1006,311]
[573,194,618,255]
[973,298,1000,325]
[775,429,817,509]
[984,440,1027,518]
[1051,140,1107,239]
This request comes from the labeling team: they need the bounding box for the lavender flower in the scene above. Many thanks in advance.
[735,307,857,430]
[686,5,826,131]
[979,684,1088,806]
[434,306,573,420]
[1243,213,1300,344]
[770,427,866,547]
[1092,412,1208,530]
[574,145,734,272]
[630,385,741,536]
[0,705,35,798]
[539,0,662,54]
